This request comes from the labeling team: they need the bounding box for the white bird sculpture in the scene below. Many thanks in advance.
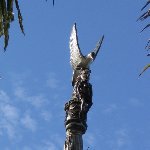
[69,23,104,86]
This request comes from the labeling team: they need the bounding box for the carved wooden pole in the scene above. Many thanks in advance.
[64,23,104,150]
[64,68,92,150]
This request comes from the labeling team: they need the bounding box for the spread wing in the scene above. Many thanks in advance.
[92,35,104,60]
[69,23,84,70]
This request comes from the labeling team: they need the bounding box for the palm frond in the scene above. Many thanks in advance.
[140,23,150,32]
[138,1,150,76]
[0,3,3,37]
[139,64,150,76]
[145,39,150,49]
[141,0,150,11]
[15,0,25,35]
[46,0,55,6]
[137,9,150,21]
[1,0,10,50]
[7,0,14,22]
[0,0,24,50]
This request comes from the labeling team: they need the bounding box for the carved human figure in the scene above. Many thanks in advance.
[73,68,93,114]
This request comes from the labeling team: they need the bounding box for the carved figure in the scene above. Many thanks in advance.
[64,23,104,150]
[69,23,104,86]
[73,68,92,112]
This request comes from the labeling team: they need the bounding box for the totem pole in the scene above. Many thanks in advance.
[64,23,104,150]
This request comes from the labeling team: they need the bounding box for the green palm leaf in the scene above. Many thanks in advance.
[1,0,9,50]
[0,3,3,37]
[0,0,54,50]
[15,0,24,35]
[0,0,24,50]
[138,1,150,76]
[139,64,150,76]
[7,0,14,22]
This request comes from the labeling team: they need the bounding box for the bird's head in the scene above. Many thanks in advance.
[87,52,95,60]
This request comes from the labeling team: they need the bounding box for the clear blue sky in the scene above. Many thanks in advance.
[0,0,150,149]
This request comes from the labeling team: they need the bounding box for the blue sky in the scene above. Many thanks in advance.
[0,0,150,149]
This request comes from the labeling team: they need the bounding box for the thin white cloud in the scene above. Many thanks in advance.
[46,73,59,89]
[14,86,48,109]
[41,111,52,122]
[0,117,18,139]
[0,89,52,141]
[27,95,48,109]
[50,134,64,147]
[108,128,131,150]
[0,72,63,146]
[0,90,19,139]
[9,72,31,86]
[4,148,9,150]
[14,86,26,99]
[116,129,128,148]
[40,138,63,150]
[102,103,118,114]
[0,90,10,103]
[21,134,64,150]
[1,104,19,123]
[22,147,32,150]
[129,97,143,107]
[84,132,96,147]
[12,72,64,110]
[12,73,49,109]
[4,122,16,139]
[45,142,58,150]
[21,114,37,132]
